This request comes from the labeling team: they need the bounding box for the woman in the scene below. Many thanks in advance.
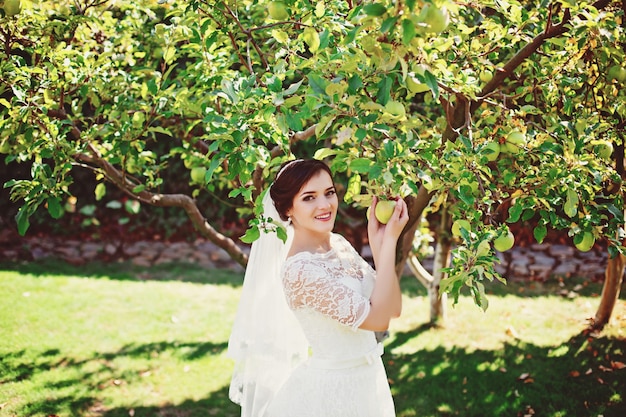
[228,159,409,417]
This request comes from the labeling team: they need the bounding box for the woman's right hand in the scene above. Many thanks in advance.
[367,197,409,255]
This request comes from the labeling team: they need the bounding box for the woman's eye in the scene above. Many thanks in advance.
[303,196,313,201]
[327,190,336,196]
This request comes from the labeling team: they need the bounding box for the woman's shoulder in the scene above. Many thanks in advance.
[282,252,331,284]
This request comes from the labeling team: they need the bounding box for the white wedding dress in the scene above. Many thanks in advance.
[265,233,396,417]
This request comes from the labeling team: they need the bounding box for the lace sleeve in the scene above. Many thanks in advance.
[283,259,370,329]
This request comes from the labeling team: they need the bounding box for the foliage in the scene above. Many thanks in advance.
[0,0,625,307]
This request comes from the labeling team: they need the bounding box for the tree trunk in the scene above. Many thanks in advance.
[592,252,625,331]
[429,221,450,326]
[405,207,451,325]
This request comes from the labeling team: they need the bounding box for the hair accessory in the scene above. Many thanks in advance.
[276,158,304,179]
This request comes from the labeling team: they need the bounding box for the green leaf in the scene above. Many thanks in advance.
[314,148,338,160]
[47,196,64,219]
[106,200,122,209]
[606,204,623,222]
[80,205,97,216]
[15,206,31,236]
[283,79,304,96]
[423,70,439,99]
[458,184,475,206]
[348,74,363,94]
[508,201,523,223]
[240,226,261,244]
[564,188,578,218]
[363,3,387,16]
[401,19,416,45]
[95,183,106,201]
[276,225,288,243]
[206,157,222,183]
[380,17,399,34]
[125,199,141,214]
[308,74,328,95]
[344,173,361,203]
[221,79,239,103]
[376,76,392,105]
[474,281,489,312]
[534,224,547,243]
[303,27,320,52]
[349,158,372,173]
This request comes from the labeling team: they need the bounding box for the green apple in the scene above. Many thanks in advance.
[0,139,10,154]
[451,219,471,237]
[418,4,449,34]
[4,0,21,16]
[494,230,515,252]
[503,130,526,154]
[608,65,621,81]
[608,65,626,83]
[267,1,289,20]
[384,100,406,118]
[190,167,207,183]
[374,200,397,224]
[574,231,595,252]
[484,141,501,162]
[479,69,493,83]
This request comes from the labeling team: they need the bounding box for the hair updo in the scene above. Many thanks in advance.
[269,159,333,222]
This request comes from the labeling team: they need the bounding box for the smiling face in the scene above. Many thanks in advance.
[286,170,338,239]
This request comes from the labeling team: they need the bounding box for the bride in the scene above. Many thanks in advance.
[228,159,409,417]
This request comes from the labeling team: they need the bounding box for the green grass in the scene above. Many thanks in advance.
[1,259,625,417]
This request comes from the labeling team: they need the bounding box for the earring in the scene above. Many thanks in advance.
[287,216,292,225]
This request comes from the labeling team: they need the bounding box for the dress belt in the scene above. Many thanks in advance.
[307,343,384,370]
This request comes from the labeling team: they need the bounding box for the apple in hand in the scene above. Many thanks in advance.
[372,199,397,224]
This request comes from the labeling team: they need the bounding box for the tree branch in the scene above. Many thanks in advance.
[48,109,249,267]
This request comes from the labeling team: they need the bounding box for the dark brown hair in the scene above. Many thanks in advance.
[270,159,333,221]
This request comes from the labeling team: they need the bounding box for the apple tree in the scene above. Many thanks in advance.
[1,0,624,329]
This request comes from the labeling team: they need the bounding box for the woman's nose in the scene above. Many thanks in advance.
[320,196,333,208]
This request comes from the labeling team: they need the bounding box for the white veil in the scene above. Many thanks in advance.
[227,188,309,417]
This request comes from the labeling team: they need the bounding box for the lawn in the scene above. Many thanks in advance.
[0,259,625,417]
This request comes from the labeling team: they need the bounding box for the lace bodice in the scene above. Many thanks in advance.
[282,233,378,360]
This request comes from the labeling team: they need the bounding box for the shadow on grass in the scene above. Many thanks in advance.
[0,340,233,417]
[399,272,613,300]
[0,258,244,287]
[2,331,625,417]
[97,386,241,417]
[386,329,626,417]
